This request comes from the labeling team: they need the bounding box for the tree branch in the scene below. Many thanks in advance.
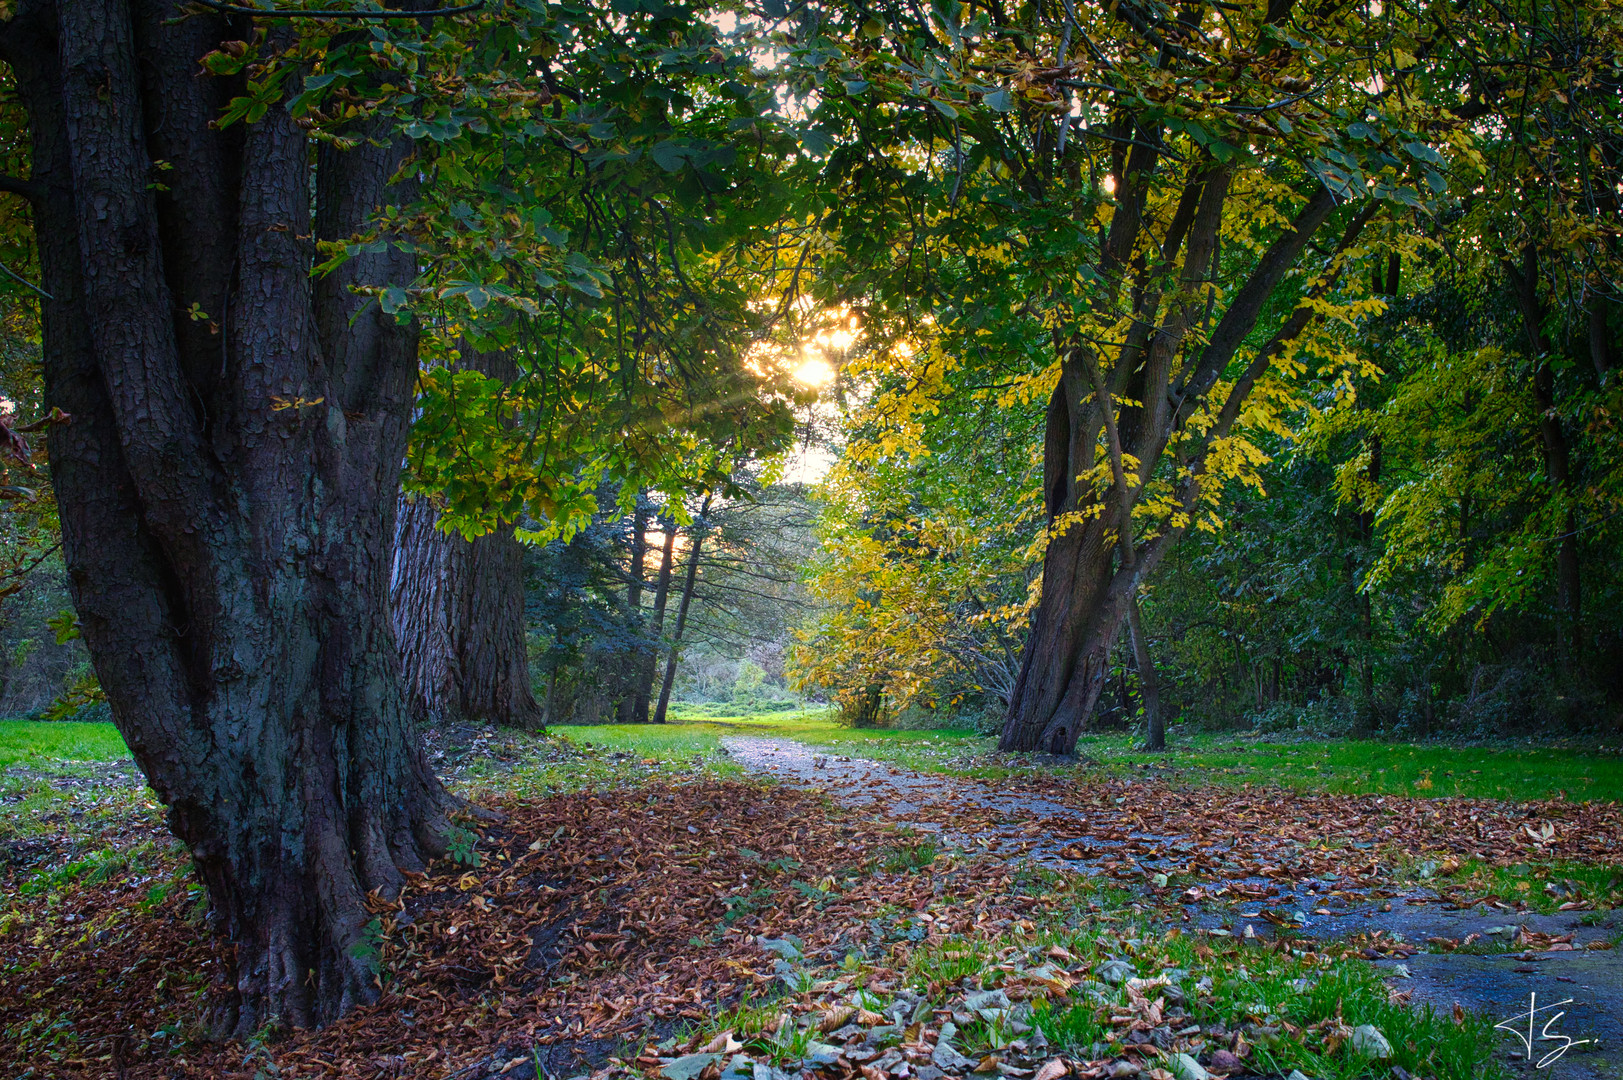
[1173,183,1337,409]
[0,175,44,202]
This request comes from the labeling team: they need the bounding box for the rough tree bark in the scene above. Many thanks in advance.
[391,346,542,730]
[2,0,459,1033]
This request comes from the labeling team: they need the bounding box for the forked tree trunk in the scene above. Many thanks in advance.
[391,348,542,730]
[1000,153,1371,754]
[3,0,458,1033]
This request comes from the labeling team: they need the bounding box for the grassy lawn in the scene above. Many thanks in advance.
[1082,730,1623,801]
[4,710,1620,803]
[560,709,1623,802]
[0,719,130,772]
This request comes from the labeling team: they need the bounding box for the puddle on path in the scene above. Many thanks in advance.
[723,736,1623,1080]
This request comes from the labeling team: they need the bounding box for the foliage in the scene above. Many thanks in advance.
[254,0,811,541]
[790,338,1041,720]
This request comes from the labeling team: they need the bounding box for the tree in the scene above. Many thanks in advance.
[785,0,1437,753]
[0,0,467,1033]
[791,335,1040,724]
[653,494,713,725]
[628,509,677,722]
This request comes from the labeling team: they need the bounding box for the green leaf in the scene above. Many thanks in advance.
[983,89,1011,112]
[929,98,960,120]
[797,127,835,155]
[48,610,80,645]
[650,140,688,172]
[1403,140,1444,165]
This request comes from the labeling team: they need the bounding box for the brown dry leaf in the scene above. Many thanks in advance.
[820,1006,856,1033]
[1034,1057,1070,1080]
[702,1031,740,1054]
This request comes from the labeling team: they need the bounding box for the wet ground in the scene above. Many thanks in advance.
[722,737,1623,1080]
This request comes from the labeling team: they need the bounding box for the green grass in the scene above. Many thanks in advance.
[566,704,986,769]
[560,710,1623,803]
[1082,732,1623,802]
[560,720,732,764]
[6,712,1619,806]
[0,719,130,771]
[1406,856,1623,913]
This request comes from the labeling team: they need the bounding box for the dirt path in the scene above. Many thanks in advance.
[723,736,1623,1080]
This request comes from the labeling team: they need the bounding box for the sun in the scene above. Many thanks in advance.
[793,357,836,387]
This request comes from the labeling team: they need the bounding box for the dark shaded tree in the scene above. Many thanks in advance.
[0,0,458,1033]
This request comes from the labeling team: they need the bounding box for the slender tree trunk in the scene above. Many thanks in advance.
[1128,597,1164,751]
[3,0,458,1033]
[1588,292,1613,377]
[632,518,677,722]
[654,510,708,725]
[615,496,650,722]
[619,519,671,721]
[391,346,541,730]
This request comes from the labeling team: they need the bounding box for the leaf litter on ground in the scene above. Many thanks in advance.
[1,729,1615,1078]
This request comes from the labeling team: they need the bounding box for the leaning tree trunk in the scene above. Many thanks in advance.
[3,0,458,1034]
[391,347,542,730]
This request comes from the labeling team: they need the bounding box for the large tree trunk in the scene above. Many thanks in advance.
[391,348,542,730]
[3,0,458,1034]
[998,385,1130,753]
